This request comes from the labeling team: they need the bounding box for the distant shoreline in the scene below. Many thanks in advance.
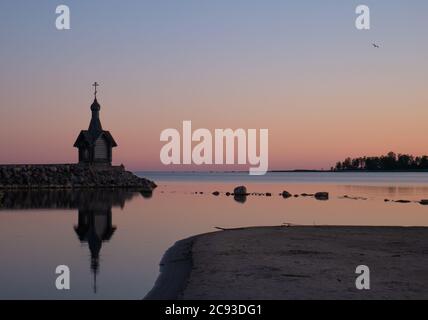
[273,169,428,173]
[135,169,428,173]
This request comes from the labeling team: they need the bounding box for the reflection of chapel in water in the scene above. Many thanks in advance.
[74,199,116,293]
[0,188,145,293]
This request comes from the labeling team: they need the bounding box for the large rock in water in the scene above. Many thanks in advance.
[234,186,248,196]
[0,164,156,191]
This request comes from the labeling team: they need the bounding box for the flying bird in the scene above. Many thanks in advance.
[372,43,380,48]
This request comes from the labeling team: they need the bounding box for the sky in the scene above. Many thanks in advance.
[1,0,428,171]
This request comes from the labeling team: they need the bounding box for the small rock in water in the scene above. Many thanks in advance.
[420,200,428,205]
[395,200,411,203]
[266,193,272,197]
[384,199,390,202]
[226,192,231,196]
[315,192,329,201]
[341,195,367,201]
[212,191,220,196]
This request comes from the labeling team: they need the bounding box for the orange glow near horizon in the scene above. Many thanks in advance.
[1,89,428,172]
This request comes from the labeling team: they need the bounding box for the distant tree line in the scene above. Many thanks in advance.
[334,152,428,171]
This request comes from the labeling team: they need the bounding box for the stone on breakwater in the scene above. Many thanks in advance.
[0,164,156,191]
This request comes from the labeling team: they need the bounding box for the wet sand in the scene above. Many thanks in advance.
[146,226,428,300]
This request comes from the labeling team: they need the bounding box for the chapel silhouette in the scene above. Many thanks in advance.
[73,82,117,165]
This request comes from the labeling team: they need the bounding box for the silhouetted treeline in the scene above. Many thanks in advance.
[334,152,428,171]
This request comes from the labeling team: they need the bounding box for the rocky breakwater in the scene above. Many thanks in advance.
[0,164,156,191]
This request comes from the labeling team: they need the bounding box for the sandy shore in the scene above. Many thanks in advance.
[146,226,428,300]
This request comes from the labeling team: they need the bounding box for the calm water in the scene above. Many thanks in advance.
[1,172,428,299]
